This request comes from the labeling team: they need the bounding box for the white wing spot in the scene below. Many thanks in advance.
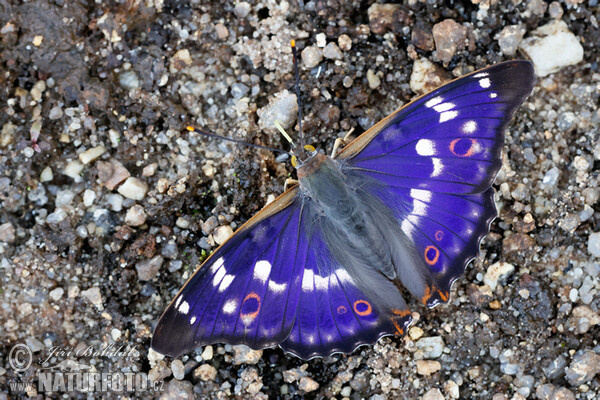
[315,274,329,291]
[335,269,354,285]
[432,158,443,177]
[479,78,491,88]
[209,257,225,274]
[212,266,226,287]
[416,139,435,156]
[413,200,428,215]
[401,219,415,238]
[306,334,316,345]
[462,120,477,134]
[268,280,287,294]
[302,269,314,292]
[190,316,197,325]
[439,110,458,123]
[425,96,444,108]
[489,92,498,99]
[178,301,190,315]
[223,299,237,314]
[474,72,488,78]
[433,102,455,113]
[410,188,432,203]
[175,295,182,308]
[253,260,271,284]
[218,274,235,292]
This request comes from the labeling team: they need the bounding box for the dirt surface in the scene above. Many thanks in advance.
[1,0,599,399]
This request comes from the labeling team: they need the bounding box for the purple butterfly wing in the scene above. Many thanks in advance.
[337,61,535,306]
[152,189,307,356]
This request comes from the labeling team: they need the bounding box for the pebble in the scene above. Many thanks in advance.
[118,177,148,200]
[63,160,84,181]
[49,106,63,120]
[409,58,449,95]
[81,287,103,306]
[323,42,343,60]
[548,1,564,19]
[79,145,106,164]
[215,23,228,40]
[170,49,192,72]
[565,350,600,385]
[213,225,234,245]
[543,355,568,379]
[202,216,218,235]
[83,189,96,207]
[0,222,15,243]
[483,262,515,292]
[559,213,580,233]
[366,69,380,89]
[25,337,44,352]
[301,46,322,69]
[142,163,157,177]
[367,3,400,35]
[119,71,139,90]
[161,241,178,259]
[499,349,519,375]
[49,287,64,301]
[233,2,251,18]
[55,189,75,208]
[569,306,600,334]
[201,345,213,361]
[523,148,537,164]
[125,204,147,226]
[497,25,526,56]
[162,380,194,399]
[40,166,53,182]
[46,208,67,224]
[231,83,249,99]
[98,160,131,190]
[257,90,298,134]
[338,34,352,51]
[588,232,600,258]
[340,386,352,396]
[409,326,424,340]
[542,166,560,188]
[432,19,468,63]
[232,345,262,365]
[416,360,441,376]
[443,380,459,399]
[536,384,575,400]
[422,388,445,400]
[194,364,217,381]
[106,193,123,211]
[412,26,435,51]
[298,377,319,392]
[136,255,163,281]
[176,217,190,229]
[519,20,584,77]
[171,359,185,380]
[414,336,444,359]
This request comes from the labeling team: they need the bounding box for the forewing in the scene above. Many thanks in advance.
[152,188,307,357]
[337,61,535,195]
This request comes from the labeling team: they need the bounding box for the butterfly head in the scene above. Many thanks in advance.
[291,144,318,169]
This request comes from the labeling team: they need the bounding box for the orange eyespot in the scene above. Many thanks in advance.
[337,305,347,315]
[450,138,477,157]
[353,299,372,316]
[240,292,261,323]
[435,230,444,241]
[424,245,440,265]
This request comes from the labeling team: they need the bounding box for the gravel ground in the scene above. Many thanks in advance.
[1,0,599,399]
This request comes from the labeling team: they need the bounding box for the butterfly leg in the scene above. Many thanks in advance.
[284,178,299,192]
[331,128,356,158]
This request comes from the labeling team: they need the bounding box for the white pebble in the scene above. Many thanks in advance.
[83,189,96,207]
[63,160,84,182]
[40,166,53,182]
[118,177,148,200]
[79,145,106,164]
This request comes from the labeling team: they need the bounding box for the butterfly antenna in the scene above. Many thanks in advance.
[291,39,304,146]
[186,126,289,155]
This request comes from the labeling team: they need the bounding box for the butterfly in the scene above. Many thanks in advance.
[151,60,535,360]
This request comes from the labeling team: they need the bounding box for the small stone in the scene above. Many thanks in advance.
[125,204,147,226]
[118,177,148,200]
[49,287,64,301]
[432,19,468,63]
[412,25,435,51]
[422,388,445,400]
[341,386,352,397]
[63,160,84,181]
[201,345,213,361]
[548,2,563,19]
[171,360,185,380]
[257,90,298,134]
[142,163,157,177]
[81,287,103,306]
[543,355,568,379]
[367,69,381,89]
[136,256,163,281]
[298,377,319,393]
[315,33,326,47]
[483,262,515,292]
[367,3,400,35]
[201,216,218,235]
[215,23,228,40]
[46,208,67,224]
[55,189,75,208]
[233,2,250,18]
[569,306,600,334]
[231,83,249,99]
[233,345,262,365]
[83,189,96,207]
[410,58,450,95]
[0,222,15,243]
[79,145,106,164]
[497,25,526,56]
[25,337,44,352]
[111,328,122,341]
[416,360,441,376]
[519,20,584,77]
[213,225,234,245]
[98,160,131,190]
[119,71,139,90]
[301,46,322,69]
[40,166,53,182]
[536,384,575,400]
[49,106,63,120]
[559,213,580,233]
[414,336,444,359]
[338,34,352,51]
[523,148,537,164]
[323,42,343,60]
[409,326,424,340]
[565,350,600,385]
[503,233,535,254]
[170,49,192,72]
[588,232,600,258]
[444,380,460,399]
[194,364,217,381]
[106,193,123,211]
